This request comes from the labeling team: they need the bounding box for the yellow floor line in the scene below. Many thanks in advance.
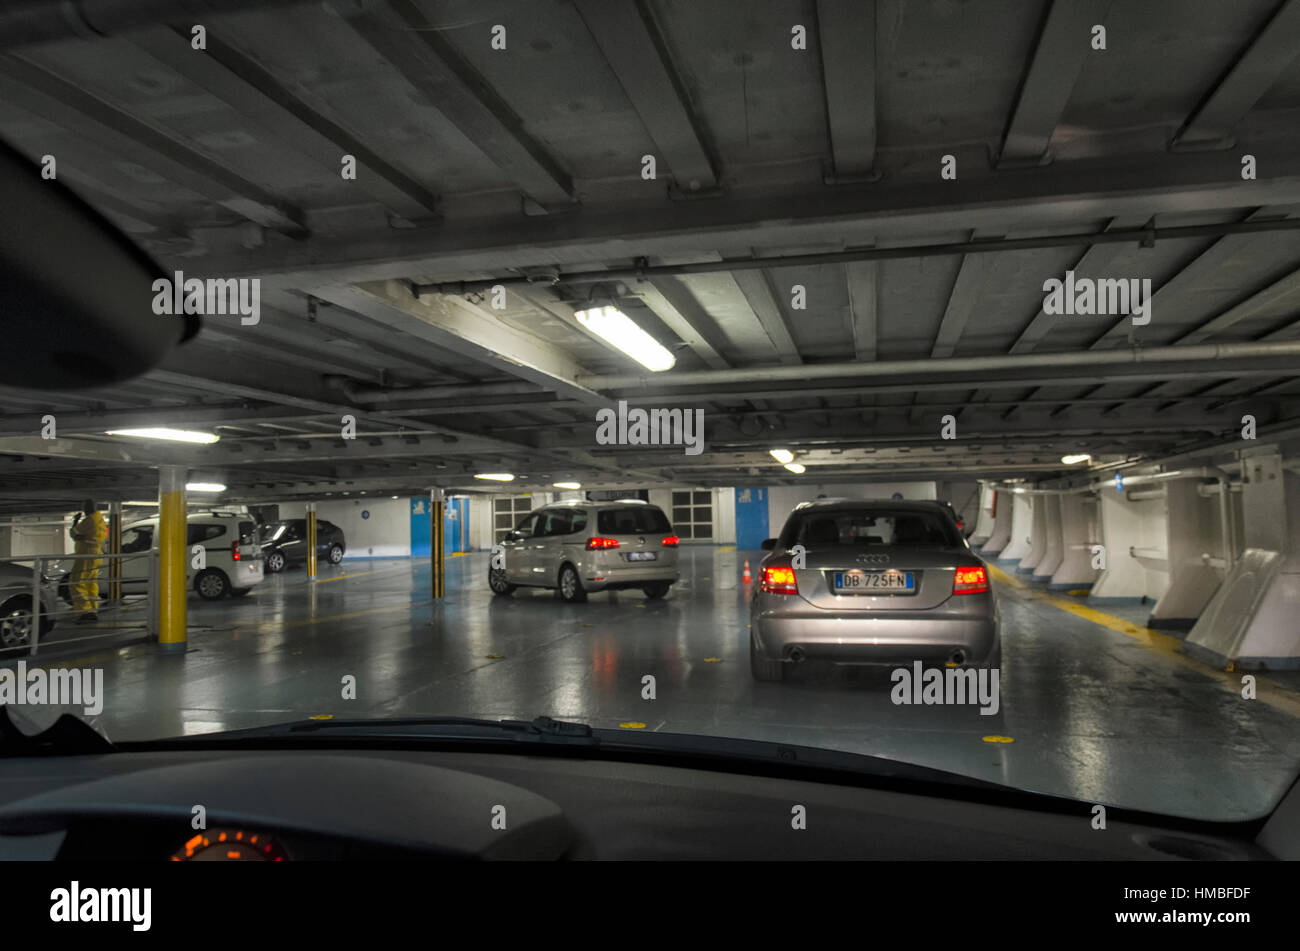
[988,563,1300,719]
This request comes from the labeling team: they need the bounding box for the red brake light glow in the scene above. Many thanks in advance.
[586,537,620,550]
[661,535,679,547]
[231,541,240,561]
[953,565,988,594]
[760,565,799,595]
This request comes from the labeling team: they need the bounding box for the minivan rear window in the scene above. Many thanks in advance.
[779,509,960,549]
[597,507,671,535]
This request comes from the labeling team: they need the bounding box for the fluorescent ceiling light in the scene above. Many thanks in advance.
[474,473,515,482]
[186,482,226,492]
[1061,453,1092,465]
[784,463,806,474]
[573,306,675,372]
[769,449,794,464]
[553,482,582,490]
[106,427,219,444]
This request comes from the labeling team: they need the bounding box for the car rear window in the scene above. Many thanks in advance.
[779,509,961,549]
[597,507,671,535]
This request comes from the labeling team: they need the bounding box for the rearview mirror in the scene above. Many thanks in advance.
[760,538,776,550]
[0,139,199,389]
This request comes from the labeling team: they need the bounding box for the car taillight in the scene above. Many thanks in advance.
[953,565,988,594]
[586,537,620,550]
[761,565,798,595]
[661,535,679,547]
[231,541,240,561]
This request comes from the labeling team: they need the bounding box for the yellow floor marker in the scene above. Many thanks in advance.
[983,735,1015,743]
[619,722,647,729]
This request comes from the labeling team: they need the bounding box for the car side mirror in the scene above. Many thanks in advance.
[0,139,199,388]
[760,538,777,551]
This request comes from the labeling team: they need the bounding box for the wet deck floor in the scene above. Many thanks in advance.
[11,547,1300,821]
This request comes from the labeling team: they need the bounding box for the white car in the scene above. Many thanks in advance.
[116,512,265,600]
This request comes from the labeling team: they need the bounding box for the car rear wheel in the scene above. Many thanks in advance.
[327,544,344,565]
[194,569,229,601]
[557,564,587,603]
[265,551,285,573]
[488,568,516,596]
[750,633,785,682]
[643,582,671,599]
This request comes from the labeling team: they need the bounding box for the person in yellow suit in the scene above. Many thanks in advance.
[69,500,108,623]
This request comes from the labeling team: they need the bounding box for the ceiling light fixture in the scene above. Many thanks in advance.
[769,449,794,464]
[474,473,515,482]
[553,482,582,489]
[185,482,226,492]
[1061,453,1092,465]
[784,463,806,474]
[106,428,220,444]
[574,305,675,372]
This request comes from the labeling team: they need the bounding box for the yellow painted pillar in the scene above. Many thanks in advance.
[306,502,318,582]
[430,488,445,599]
[157,466,187,653]
[108,501,122,603]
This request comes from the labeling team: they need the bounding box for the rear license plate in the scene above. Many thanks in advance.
[834,570,914,592]
[626,551,657,562]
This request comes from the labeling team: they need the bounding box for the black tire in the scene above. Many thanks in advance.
[265,550,286,573]
[230,587,254,598]
[327,544,344,565]
[750,632,785,682]
[557,563,587,603]
[194,568,229,601]
[643,582,671,599]
[0,596,42,656]
[488,567,516,596]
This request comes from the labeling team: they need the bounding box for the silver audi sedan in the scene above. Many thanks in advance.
[749,500,1000,681]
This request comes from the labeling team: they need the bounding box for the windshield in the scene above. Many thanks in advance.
[1,0,1297,828]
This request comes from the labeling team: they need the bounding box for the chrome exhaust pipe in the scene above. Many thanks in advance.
[788,646,807,663]
[948,649,967,667]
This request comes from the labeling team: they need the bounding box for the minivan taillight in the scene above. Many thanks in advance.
[586,537,620,550]
[231,541,240,561]
[953,566,988,594]
[760,566,798,595]
[661,535,679,547]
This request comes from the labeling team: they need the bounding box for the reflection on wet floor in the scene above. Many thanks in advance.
[13,547,1300,821]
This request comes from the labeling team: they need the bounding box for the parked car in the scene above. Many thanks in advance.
[258,518,346,573]
[489,500,679,602]
[110,512,265,600]
[749,499,1000,681]
[0,562,61,655]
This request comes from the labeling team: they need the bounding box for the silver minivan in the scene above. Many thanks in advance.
[489,500,679,602]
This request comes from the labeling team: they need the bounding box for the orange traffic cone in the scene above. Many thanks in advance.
[742,558,753,584]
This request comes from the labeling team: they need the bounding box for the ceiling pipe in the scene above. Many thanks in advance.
[413,218,1300,297]
[0,0,316,48]
[576,341,1300,390]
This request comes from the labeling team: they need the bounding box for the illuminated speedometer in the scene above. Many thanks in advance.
[171,829,288,861]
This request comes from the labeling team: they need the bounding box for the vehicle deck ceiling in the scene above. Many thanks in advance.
[1,0,1300,513]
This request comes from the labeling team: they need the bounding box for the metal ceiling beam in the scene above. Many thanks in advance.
[1173,0,1300,149]
[930,230,1002,358]
[126,24,439,222]
[196,149,1300,280]
[630,279,731,370]
[845,261,878,362]
[729,270,802,365]
[997,0,1111,166]
[0,0,317,49]
[313,281,605,406]
[1008,214,1151,353]
[1174,263,1300,344]
[815,0,877,178]
[340,0,574,207]
[0,54,306,235]
[573,0,717,192]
